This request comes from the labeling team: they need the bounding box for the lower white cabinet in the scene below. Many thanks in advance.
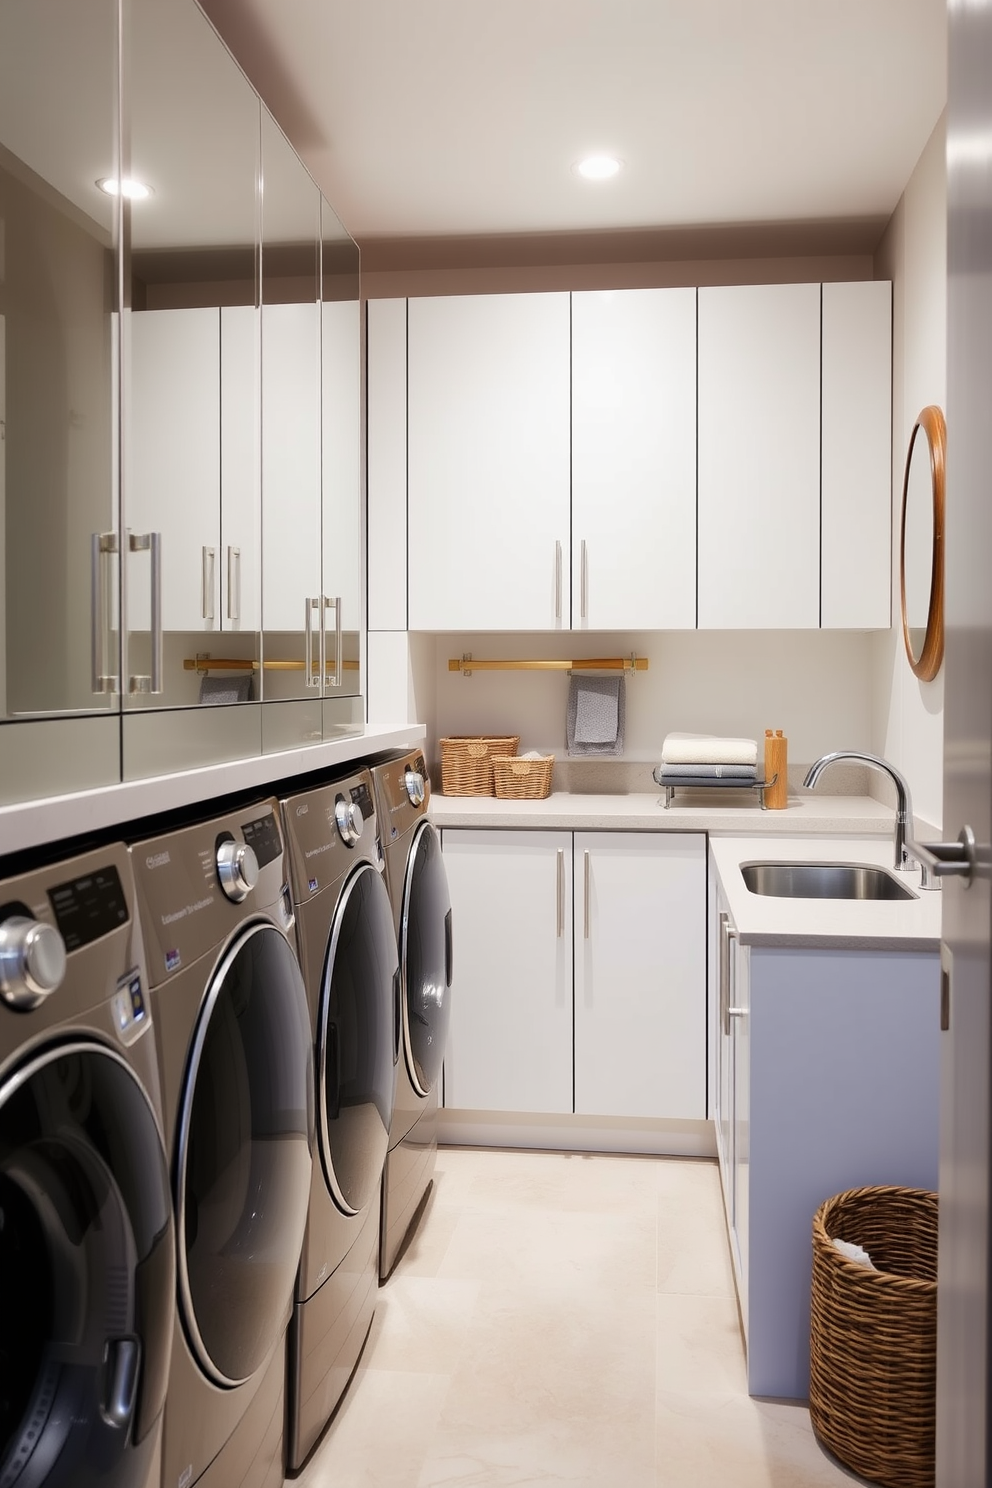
[441,827,706,1120]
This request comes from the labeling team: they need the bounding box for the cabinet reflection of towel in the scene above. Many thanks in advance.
[566,675,625,756]
[198,674,254,705]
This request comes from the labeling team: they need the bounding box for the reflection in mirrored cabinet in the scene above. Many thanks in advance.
[125,0,261,728]
[0,0,122,803]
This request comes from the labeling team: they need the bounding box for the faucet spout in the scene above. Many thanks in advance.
[803,750,914,872]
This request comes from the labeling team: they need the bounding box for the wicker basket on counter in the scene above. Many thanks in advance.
[492,754,554,800]
[439,735,520,796]
[809,1184,938,1488]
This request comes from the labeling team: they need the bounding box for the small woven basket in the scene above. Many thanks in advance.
[809,1185,938,1488]
[492,754,554,800]
[439,736,520,796]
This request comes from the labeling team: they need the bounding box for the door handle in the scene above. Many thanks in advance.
[201,546,216,621]
[323,595,343,689]
[127,531,162,694]
[226,546,241,623]
[719,912,737,1037]
[580,539,588,622]
[583,849,590,939]
[554,540,562,622]
[304,596,321,688]
[90,531,119,694]
[906,827,981,889]
[556,849,564,938]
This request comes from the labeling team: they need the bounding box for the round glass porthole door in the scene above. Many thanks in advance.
[177,921,313,1388]
[0,1042,175,1488]
[318,862,398,1216]
[401,821,452,1098]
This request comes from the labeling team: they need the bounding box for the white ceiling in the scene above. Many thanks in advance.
[202,0,947,245]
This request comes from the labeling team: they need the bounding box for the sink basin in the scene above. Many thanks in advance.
[740,861,917,902]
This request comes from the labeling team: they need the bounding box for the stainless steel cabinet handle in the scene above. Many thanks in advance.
[555,540,562,622]
[201,546,216,621]
[304,596,320,688]
[906,828,981,888]
[90,531,119,694]
[719,913,738,1037]
[226,546,241,623]
[583,849,590,938]
[556,849,564,938]
[580,539,588,622]
[324,595,343,689]
[728,1007,747,1019]
[127,531,162,694]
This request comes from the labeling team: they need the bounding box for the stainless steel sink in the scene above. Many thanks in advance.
[740,861,918,902]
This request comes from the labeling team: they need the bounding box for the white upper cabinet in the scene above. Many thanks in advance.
[407,293,571,631]
[572,289,697,629]
[367,298,408,632]
[698,283,822,629]
[220,304,259,633]
[821,281,892,629]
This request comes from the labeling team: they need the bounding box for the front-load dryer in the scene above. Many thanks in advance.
[0,843,175,1488]
[280,769,398,1473]
[370,750,452,1280]
[129,801,313,1488]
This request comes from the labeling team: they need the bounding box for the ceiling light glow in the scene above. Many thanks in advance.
[96,176,152,200]
[574,154,622,181]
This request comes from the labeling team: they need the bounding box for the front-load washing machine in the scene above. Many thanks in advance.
[129,800,313,1488]
[0,843,175,1488]
[370,750,452,1280]
[279,769,398,1473]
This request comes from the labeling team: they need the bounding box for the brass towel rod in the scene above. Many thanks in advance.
[448,653,648,676]
[184,656,359,674]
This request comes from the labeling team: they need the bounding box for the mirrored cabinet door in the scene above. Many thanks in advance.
[321,195,363,713]
[259,107,322,746]
[0,0,122,803]
[124,0,261,762]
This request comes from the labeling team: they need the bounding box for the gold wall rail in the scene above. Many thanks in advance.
[184,656,359,674]
[448,653,648,676]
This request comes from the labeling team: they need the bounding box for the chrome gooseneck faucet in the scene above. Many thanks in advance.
[803,751,914,872]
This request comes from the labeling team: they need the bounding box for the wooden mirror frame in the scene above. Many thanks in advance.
[899,404,946,682]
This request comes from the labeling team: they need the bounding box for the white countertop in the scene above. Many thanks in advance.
[709,834,942,952]
[0,723,425,857]
[430,789,896,835]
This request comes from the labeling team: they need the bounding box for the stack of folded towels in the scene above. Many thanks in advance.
[654,733,758,789]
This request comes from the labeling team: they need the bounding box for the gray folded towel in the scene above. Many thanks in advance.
[199,673,254,705]
[567,675,625,756]
[654,764,757,783]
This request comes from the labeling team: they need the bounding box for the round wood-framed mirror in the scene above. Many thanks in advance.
[899,404,946,681]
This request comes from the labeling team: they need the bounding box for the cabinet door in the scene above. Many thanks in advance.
[441,829,573,1113]
[821,281,892,628]
[572,289,696,629]
[729,935,750,1327]
[713,891,735,1205]
[128,308,221,633]
[698,283,821,628]
[574,832,705,1119]
[408,293,571,630]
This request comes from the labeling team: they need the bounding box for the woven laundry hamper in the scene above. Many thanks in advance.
[491,754,554,800]
[809,1185,938,1488]
[438,736,519,796]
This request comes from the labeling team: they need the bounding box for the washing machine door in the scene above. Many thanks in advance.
[176,920,313,1389]
[317,862,398,1216]
[0,1041,175,1488]
[400,820,452,1099]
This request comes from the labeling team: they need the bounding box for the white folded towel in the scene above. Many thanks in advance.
[661,732,758,767]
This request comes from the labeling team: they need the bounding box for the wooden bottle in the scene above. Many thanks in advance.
[764,728,788,810]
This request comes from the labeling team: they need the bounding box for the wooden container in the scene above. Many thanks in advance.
[492,754,554,800]
[764,728,788,809]
[439,736,520,795]
[809,1185,937,1488]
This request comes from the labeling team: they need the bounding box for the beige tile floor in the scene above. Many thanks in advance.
[294,1148,857,1488]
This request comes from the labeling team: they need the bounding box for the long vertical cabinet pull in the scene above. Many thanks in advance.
[304,596,320,688]
[126,532,163,694]
[226,546,241,623]
[583,849,591,938]
[554,540,562,622]
[90,532,119,694]
[201,546,216,621]
[580,539,588,622]
[556,849,564,937]
[719,912,738,1036]
[323,595,342,688]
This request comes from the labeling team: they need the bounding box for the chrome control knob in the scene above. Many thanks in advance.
[335,797,364,847]
[216,841,259,903]
[0,917,67,1010]
[404,769,426,807]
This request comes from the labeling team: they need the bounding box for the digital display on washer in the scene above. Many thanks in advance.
[350,782,374,822]
[241,813,282,869]
[48,866,129,951]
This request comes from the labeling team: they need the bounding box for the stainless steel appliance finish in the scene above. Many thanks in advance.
[371,749,453,1281]
[130,802,313,1488]
[280,769,399,1473]
[0,844,175,1488]
[740,861,917,902]
[803,750,915,871]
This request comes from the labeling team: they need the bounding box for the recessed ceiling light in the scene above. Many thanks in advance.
[574,155,622,181]
[96,176,153,200]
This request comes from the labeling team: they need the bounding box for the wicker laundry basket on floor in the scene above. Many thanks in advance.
[809,1185,938,1488]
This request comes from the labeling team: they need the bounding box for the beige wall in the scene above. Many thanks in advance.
[872,114,947,830]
